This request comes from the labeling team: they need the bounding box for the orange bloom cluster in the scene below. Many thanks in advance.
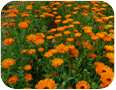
[94,62,114,88]
[7,76,18,85]
[76,81,90,89]
[35,78,57,89]
[52,58,64,67]
[26,33,45,45]
[4,38,15,45]
[2,58,15,68]
[25,73,32,82]
[24,65,31,71]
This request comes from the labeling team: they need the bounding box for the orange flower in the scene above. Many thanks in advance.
[44,52,53,57]
[56,15,62,19]
[36,33,45,39]
[74,33,82,38]
[81,5,89,9]
[65,14,71,18]
[94,62,104,67]
[24,65,31,71]
[40,14,45,18]
[100,72,114,86]
[52,8,57,10]
[68,24,75,28]
[67,45,75,51]
[62,20,69,24]
[106,53,114,64]
[72,21,80,25]
[7,76,18,84]
[26,34,38,42]
[95,64,113,75]
[21,49,28,53]
[103,36,112,42]
[25,73,32,82]
[35,78,57,89]
[54,19,61,24]
[63,31,71,35]
[18,22,28,28]
[57,27,65,31]
[50,28,56,32]
[28,49,36,54]
[21,13,29,17]
[52,58,64,67]
[91,35,99,40]
[109,29,114,34]
[8,23,15,28]
[70,49,79,57]
[38,47,44,52]
[8,13,17,17]
[4,38,15,45]
[46,35,54,40]
[55,33,62,38]
[2,58,15,68]
[49,49,58,54]
[67,38,74,42]
[87,44,93,50]
[26,5,32,10]
[82,41,88,47]
[104,45,114,51]
[56,44,68,53]
[11,20,15,23]
[73,69,76,72]
[33,39,45,45]
[76,81,90,89]
[2,22,8,26]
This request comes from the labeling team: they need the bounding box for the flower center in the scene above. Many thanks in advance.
[80,86,85,89]
[102,70,106,72]
[107,78,111,81]
[44,87,49,89]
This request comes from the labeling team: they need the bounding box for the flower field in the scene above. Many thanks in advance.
[1,1,114,89]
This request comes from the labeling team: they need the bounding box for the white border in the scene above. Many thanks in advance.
[0,0,115,90]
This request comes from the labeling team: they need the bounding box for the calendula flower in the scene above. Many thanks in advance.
[63,31,71,35]
[28,49,36,54]
[95,64,113,75]
[52,58,64,67]
[56,44,68,53]
[44,52,53,57]
[35,78,57,89]
[2,58,15,68]
[36,33,45,39]
[4,38,15,45]
[21,49,28,53]
[46,35,54,40]
[104,45,114,51]
[100,72,114,86]
[24,65,31,71]
[8,23,15,28]
[33,39,45,45]
[26,5,32,10]
[7,76,18,84]
[67,38,74,42]
[38,47,44,52]
[25,73,32,82]
[18,22,28,28]
[76,81,90,89]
